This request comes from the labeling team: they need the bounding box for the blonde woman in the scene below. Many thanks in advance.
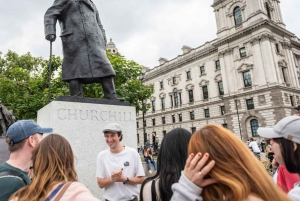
[10,134,100,201]
[171,125,291,201]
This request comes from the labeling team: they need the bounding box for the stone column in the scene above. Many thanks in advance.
[260,34,278,84]
[251,37,267,86]
[282,42,299,87]
[219,53,229,94]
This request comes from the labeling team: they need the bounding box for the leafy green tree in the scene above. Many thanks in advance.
[0,50,153,120]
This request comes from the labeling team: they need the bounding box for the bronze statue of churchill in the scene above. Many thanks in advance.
[44,0,122,100]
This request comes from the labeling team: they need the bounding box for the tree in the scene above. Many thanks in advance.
[0,50,153,120]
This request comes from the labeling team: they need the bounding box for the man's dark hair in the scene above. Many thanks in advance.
[273,138,300,174]
[117,132,123,141]
[140,128,191,201]
[250,138,254,141]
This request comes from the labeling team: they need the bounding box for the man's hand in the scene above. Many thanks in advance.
[183,152,216,188]
[46,34,56,42]
[111,168,126,182]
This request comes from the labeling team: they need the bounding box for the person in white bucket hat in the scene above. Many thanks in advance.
[258,116,300,200]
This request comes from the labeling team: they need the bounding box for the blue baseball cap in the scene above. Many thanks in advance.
[6,120,53,146]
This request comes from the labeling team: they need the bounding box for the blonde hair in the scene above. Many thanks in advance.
[188,125,291,201]
[10,134,77,201]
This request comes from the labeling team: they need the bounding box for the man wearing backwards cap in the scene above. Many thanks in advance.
[96,123,145,201]
[257,116,300,201]
[0,120,53,201]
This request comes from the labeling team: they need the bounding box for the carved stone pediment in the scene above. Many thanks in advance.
[159,92,166,98]
[214,74,222,82]
[150,96,156,101]
[199,79,209,87]
[186,84,195,90]
[237,63,253,72]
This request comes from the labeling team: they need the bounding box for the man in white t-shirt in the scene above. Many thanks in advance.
[96,123,145,201]
[248,138,261,154]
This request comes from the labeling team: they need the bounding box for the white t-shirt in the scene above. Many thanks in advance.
[248,141,260,153]
[288,183,300,201]
[96,146,145,201]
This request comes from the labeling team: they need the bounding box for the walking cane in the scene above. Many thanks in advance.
[47,41,53,103]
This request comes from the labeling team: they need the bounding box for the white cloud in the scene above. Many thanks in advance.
[0,0,299,69]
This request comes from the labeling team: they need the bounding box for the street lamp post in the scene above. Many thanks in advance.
[139,73,147,145]
[233,96,242,140]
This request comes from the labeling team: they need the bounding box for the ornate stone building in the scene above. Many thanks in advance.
[136,0,300,144]
[106,38,118,54]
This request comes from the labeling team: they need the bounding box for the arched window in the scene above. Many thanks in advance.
[265,2,272,19]
[234,7,243,25]
[250,119,259,137]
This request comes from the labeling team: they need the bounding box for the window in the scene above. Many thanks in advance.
[191,127,196,134]
[250,119,259,137]
[222,123,228,128]
[202,86,209,99]
[172,77,176,84]
[172,115,176,123]
[200,66,205,75]
[161,98,165,110]
[275,43,280,53]
[187,71,191,79]
[239,47,247,58]
[160,81,164,89]
[179,93,182,105]
[234,6,243,25]
[137,134,139,144]
[178,114,182,122]
[170,95,173,107]
[204,109,210,118]
[162,116,166,124]
[174,92,179,106]
[163,130,166,136]
[218,81,224,95]
[246,99,254,110]
[215,60,221,70]
[152,118,156,126]
[290,96,294,106]
[282,68,288,83]
[137,122,139,128]
[265,3,271,19]
[220,106,226,115]
[190,111,195,120]
[188,90,194,102]
[243,71,252,87]
[151,100,155,112]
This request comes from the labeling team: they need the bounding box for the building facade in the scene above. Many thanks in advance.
[136,0,300,144]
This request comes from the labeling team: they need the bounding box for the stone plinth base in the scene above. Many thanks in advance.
[37,99,137,199]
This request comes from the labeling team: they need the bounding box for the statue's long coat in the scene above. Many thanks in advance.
[44,0,115,82]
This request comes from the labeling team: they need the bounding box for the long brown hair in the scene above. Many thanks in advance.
[188,125,291,201]
[10,134,78,201]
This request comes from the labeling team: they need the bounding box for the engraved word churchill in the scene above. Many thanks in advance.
[57,109,135,122]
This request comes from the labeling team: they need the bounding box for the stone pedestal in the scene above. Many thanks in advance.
[37,97,137,199]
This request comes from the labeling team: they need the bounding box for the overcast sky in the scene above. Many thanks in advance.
[0,0,299,68]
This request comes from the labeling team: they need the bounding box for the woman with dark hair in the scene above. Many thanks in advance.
[258,116,300,200]
[9,134,100,201]
[140,128,191,201]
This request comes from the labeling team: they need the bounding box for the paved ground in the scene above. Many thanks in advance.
[0,137,9,164]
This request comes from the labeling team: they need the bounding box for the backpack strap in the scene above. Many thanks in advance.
[0,170,28,185]
[151,180,157,201]
[53,182,72,201]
